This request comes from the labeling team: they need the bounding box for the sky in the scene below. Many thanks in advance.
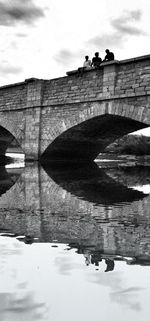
[0,0,150,134]
[0,0,150,85]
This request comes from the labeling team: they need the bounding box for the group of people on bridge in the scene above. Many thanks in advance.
[78,49,114,74]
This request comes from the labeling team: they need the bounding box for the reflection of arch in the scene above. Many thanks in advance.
[43,162,148,205]
[41,108,149,161]
[0,166,21,197]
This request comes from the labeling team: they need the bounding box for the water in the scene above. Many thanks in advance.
[0,158,150,321]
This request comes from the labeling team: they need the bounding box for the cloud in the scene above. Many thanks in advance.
[10,40,18,49]
[88,9,147,49]
[89,33,123,48]
[0,64,22,76]
[53,49,78,67]
[0,0,45,26]
[16,32,28,38]
[111,10,146,36]
[111,9,142,27]
[89,272,142,311]
[110,286,143,311]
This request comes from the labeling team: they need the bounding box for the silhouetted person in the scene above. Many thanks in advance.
[103,49,114,62]
[91,52,102,68]
[105,259,115,272]
[83,55,91,69]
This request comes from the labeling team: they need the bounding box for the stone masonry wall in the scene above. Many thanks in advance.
[42,55,150,106]
[42,69,103,105]
[0,55,150,159]
[115,56,150,97]
[0,80,42,159]
[0,83,27,111]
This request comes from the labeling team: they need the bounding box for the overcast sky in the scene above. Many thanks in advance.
[0,0,150,85]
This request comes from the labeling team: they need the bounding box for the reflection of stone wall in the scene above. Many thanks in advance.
[0,164,150,261]
[0,165,41,210]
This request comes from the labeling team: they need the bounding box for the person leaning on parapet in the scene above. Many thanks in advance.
[91,52,102,68]
[103,49,114,62]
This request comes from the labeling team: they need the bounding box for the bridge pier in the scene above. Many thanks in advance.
[23,107,41,161]
[23,79,43,161]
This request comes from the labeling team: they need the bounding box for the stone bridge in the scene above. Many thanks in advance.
[0,54,150,161]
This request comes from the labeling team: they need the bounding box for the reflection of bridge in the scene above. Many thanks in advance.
[0,55,150,160]
[0,163,150,266]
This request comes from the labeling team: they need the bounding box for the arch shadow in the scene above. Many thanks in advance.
[41,114,148,162]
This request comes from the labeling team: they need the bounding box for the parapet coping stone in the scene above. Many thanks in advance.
[66,54,150,76]
[0,77,45,90]
[0,54,150,89]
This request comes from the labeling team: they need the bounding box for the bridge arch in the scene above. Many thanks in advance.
[0,116,24,155]
[41,102,150,162]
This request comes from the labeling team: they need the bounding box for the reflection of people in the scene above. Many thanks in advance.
[91,52,102,68]
[105,259,115,272]
[103,49,114,62]
[84,253,91,266]
[83,55,91,69]
[24,235,34,244]
[91,252,102,266]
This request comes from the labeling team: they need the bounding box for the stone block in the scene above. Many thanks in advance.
[126,93,135,97]
[132,84,139,88]
[71,86,78,90]
[126,89,134,94]
[135,91,145,96]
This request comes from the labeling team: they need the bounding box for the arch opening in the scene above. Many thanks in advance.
[41,114,149,162]
[0,125,24,161]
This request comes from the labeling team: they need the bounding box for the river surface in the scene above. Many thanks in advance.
[0,158,150,321]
